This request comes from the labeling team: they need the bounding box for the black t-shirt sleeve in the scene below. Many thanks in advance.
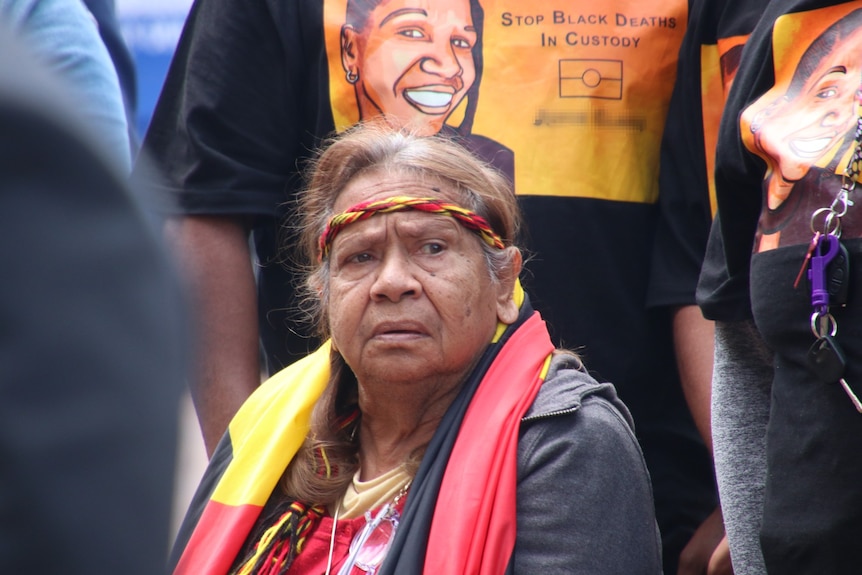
[648,0,715,309]
[696,212,755,320]
[695,0,789,321]
[649,0,773,310]
[135,0,304,219]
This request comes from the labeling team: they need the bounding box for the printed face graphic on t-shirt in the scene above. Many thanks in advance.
[739,5,862,251]
[340,0,478,135]
[751,29,862,209]
[744,8,862,212]
[326,0,687,202]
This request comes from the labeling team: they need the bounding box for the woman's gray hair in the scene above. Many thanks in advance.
[295,121,522,339]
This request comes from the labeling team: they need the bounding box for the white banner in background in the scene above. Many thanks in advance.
[116,0,193,54]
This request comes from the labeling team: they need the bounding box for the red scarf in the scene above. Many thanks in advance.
[425,311,552,573]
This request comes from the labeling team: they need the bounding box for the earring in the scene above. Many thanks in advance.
[346,70,359,84]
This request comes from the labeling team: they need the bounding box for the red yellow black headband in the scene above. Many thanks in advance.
[319,196,505,260]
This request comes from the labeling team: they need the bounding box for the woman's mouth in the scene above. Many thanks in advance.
[789,134,836,158]
[403,86,456,114]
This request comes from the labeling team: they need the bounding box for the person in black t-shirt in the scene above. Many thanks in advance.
[698,3,862,572]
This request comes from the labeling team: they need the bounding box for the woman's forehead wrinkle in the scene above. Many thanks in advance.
[336,174,459,213]
[391,212,462,236]
[344,178,451,201]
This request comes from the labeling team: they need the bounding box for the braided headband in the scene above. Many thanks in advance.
[319,196,505,260]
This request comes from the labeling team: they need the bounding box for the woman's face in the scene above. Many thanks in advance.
[325,171,513,391]
[342,0,477,135]
[754,33,862,186]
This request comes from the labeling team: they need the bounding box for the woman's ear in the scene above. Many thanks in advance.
[341,25,359,82]
[495,248,522,325]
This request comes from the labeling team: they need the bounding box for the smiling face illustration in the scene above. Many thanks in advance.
[755,54,860,185]
[341,0,478,135]
[748,18,862,209]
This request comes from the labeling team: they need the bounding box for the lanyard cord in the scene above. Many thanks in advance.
[324,502,340,575]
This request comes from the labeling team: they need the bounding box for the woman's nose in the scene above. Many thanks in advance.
[820,110,841,127]
[420,40,463,79]
[370,251,422,302]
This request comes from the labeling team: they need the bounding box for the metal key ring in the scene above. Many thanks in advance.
[811,311,838,338]
[810,207,843,237]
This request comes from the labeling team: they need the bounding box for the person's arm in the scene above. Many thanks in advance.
[135,0,304,455]
[650,0,764,569]
[673,306,735,575]
[166,215,262,456]
[515,388,662,574]
[672,305,715,452]
[710,320,771,574]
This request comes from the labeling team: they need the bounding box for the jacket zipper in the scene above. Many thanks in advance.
[521,405,580,424]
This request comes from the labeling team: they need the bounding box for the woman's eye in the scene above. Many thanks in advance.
[347,252,374,264]
[398,28,425,39]
[452,37,472,49]
[816,86,838,99]
[420,242,445,255]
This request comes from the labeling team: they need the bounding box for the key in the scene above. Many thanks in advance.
[807,333,846,384]
[827,240,851,306]
[806,335,862,412]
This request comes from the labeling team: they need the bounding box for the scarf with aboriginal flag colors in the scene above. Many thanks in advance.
[170,288,554,575]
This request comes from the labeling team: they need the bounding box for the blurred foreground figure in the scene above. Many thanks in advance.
[0,0,132,170]
[0,29,187,575]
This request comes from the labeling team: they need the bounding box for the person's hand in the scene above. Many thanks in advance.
[677,506,733,575]
[707,534,732,575]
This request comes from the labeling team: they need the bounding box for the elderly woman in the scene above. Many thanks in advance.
[170,123,661,575]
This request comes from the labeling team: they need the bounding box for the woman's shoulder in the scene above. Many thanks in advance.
[514,355,661,574]
[522,351,635,433]
[516,352,653,505]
